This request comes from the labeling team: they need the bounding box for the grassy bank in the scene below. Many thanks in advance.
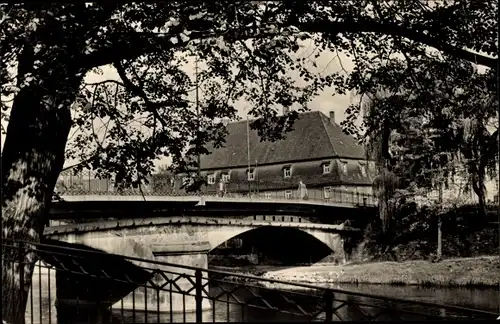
[261,256,500,288]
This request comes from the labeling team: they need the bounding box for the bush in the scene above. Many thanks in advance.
[351,203,498,262]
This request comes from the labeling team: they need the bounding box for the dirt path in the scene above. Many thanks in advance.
[262,256,500,287]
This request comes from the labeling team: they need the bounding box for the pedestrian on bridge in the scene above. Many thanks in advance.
[218,179,225,197]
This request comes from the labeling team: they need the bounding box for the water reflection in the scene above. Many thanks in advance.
[25,269,499,323]
[26,267,58,324]
[326,284,500,315]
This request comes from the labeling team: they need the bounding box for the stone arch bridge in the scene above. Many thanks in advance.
[44,216,357,266]
[42,197,373,313]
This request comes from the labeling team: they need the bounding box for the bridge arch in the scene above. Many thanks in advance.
[207,225,345,264]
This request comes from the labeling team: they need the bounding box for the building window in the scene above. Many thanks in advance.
[341,161,348,174]
[207,174,215,185]
[285,190,292,199]
[324,187,332,199]
[222,173,230,183]
[265,192,272,199]
[323,163,330,174]
[284,167,291,178]
[247,170,255,181]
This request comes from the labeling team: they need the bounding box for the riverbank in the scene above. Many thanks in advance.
[260,256,500,288]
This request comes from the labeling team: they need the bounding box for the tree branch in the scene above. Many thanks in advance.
[114,60,170,128]
[85,80,125,87]
[61,155,99,172]
[83,17,497,72]
[299,18,497,70]
[84,25,276,68]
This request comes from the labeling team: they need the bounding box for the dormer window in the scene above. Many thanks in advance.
[247,170,255,181]
[322,163,331,174]
[341,161,348,174]
[221,173,230,183]
[207,174,215,185]
[283,167,291,178]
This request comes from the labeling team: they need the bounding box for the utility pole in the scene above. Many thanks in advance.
[194,56,205,207]
[195,56,201,189]
[255,159,259,194]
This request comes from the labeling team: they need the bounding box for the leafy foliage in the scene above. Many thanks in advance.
[348,50,498,249]
[356,203,499,262]
[351,54,497,210]
[1,1,498,189]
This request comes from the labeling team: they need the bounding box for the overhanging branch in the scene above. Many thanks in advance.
[81,17,497,71]
[80,27,288,70]
[298,18,497,70]
[114,61,170,128]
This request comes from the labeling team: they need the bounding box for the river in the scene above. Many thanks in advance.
[24,268,499,323]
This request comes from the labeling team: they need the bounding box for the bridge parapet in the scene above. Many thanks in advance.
[55,168,377,207]
[55,190,377,209]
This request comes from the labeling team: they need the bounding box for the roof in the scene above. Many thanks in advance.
[200,111,366,170]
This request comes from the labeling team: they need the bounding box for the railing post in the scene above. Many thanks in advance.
[195,269,203,323]
[18,241,25,298]
[324,290,333,322]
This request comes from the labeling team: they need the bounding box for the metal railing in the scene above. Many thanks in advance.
[2,240,498,323]
[55,187,377,208]
[55,171,377,207]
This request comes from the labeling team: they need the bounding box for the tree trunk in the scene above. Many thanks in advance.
[437,181,443,260]
[471,167,487,221]
[1,49,83,323]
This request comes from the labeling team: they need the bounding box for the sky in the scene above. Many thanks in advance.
[63,38,359,170]
[1,37,493,172]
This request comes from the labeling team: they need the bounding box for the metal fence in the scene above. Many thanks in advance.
[55,169,378,207]
[55,187,377,208]
[2,240,498,323]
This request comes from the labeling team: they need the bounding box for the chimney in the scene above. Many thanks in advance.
[329,111,335,124]
[283,106,290,115]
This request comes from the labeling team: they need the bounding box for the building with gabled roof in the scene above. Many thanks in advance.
[186,110,376,200]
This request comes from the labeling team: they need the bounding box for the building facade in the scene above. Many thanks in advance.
[177,111,376,200]
[416,163,499,207]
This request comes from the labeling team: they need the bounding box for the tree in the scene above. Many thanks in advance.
[458,91,498,217]
[361,90,401,235]
[1,2,497,323]
[351,55,497,260]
